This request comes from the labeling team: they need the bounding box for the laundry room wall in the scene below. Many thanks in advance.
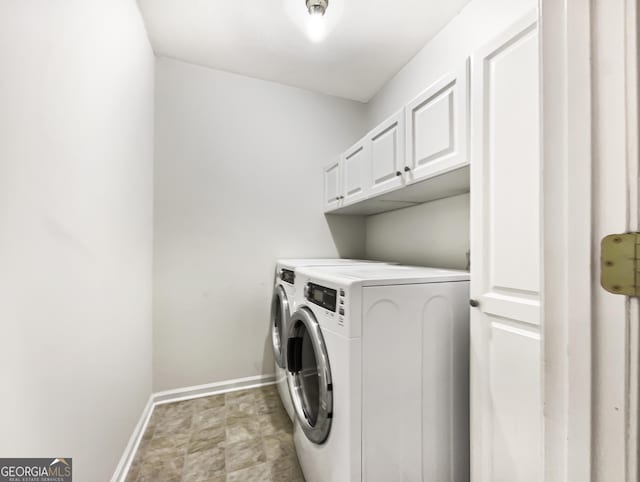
[153,58,367,391]
[366,194,471,269]
[0,1,154,481]
[363,0,537,269]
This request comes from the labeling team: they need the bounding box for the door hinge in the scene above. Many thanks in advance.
[601,233,640,296]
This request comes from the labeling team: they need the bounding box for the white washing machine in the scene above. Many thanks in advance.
[285,264,470,482]
[271,259,388,421]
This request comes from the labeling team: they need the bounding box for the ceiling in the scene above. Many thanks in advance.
[137,0,471,102]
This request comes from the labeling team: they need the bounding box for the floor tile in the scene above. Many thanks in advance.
[258,411,293,437]
[193,406,226,431]
[225,390,256,411]
[146,407,165,432]
[226,462,272,482]
[254,386,279,401]
[225,438,267,473]
[124,385,304,481]
[226,416,261,444]
[193,394,226,411]
[182,446,226,480]
[255,394,283,415]
[270,455,305,482]
[188,425,226,454]
[136,452,185,482]
[146,432,190,457]
[225,399,257,419]
[158,400,195,419]
[154,413,193,436]
[263,433,295,461]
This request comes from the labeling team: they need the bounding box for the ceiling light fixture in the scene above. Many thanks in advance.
[306,0,328,17]
[305,0,329,42]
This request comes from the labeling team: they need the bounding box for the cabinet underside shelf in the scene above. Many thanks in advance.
[326,165,470,216]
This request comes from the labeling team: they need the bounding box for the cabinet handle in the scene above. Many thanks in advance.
[396,171,402,176]
[469,299,480,308]
[404,166,411,172]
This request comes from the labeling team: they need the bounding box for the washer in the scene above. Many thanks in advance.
[271,259,387,421]
[286,264,470,482]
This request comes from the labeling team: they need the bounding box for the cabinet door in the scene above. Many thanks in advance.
[469,11,541,482]
[323,159,342,212]
[405,61,469,184]
[368,109,405,196]
[341,138,370,206]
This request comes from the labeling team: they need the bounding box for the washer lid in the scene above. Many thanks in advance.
[277,258,384,270]
[297,264,470,287]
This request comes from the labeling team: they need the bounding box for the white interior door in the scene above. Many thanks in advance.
[469,11,541,482]
[590,1,640,480]
[541,1,640,480]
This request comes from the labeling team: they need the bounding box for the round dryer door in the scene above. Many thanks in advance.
[286,307,333,444]
[271,285,290,368]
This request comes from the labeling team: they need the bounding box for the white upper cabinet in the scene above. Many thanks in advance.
[404,61,469,184]
[341,138,371,206]
[368,109,405,197]
[322,59,470,215]
[323,159,342,211]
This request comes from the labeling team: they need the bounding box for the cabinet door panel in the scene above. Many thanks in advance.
[469,11,541,482]
[342,139,370,206]
[488,322,541,482]
[369,110,405,196]
[414,90,453,162]
[323,160,341,212]
[405,61,469,183]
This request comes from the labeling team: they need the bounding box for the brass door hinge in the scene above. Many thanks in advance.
[601,233,640,296]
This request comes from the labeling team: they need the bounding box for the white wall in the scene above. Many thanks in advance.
[366,194,470,269]
[154,58,367,391]
[363,0,536,268]
[366,0,537,126]
[0,1,154,480]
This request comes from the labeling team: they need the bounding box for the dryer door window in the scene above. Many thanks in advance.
[300,328,320,425]
[271,285,290,368]
[286,307,333,444]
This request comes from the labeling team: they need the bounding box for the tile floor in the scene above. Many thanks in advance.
[125,385,305,482]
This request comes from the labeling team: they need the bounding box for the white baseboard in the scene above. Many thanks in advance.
[110,395,154,482]
[111,373,276,482]
[153,373,276,405]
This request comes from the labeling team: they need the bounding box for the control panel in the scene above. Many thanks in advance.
[280,269,295,285]
[338,288,346,325]
[306,283,337,312]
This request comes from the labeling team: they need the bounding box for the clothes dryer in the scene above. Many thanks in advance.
[271,259,386,421]
[286,264,470,482]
